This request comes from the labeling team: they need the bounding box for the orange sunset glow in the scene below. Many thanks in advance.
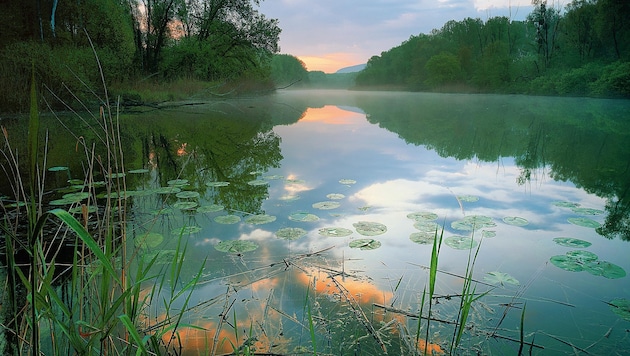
[299,105,362,125]
[298,53,362,73]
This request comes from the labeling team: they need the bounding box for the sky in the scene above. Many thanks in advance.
[258,0,538,73]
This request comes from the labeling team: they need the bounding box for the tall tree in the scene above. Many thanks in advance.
[527,0,562,70]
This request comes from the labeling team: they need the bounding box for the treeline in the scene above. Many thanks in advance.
[0,0,280,111]
[355,0,630,97]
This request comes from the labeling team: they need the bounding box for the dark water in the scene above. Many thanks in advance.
[2,90,630,354]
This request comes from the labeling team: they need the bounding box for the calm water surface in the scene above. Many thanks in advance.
[5,90,630,354]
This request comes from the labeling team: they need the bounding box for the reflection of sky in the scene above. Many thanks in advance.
[140,99,628,354]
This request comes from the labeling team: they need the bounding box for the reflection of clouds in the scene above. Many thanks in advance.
[239,228,274,241]
[350,178,447,210]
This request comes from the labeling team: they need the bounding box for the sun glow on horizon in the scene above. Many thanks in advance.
[297,53,364,73]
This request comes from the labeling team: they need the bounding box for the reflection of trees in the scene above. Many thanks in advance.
[122,102,291,215]
[356,94,630,241]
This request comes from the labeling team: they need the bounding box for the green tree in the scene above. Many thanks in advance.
[270,54,308,87]
[527,0,562,70]
[424,52,462,87]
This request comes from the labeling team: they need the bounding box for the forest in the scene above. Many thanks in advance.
[1,0,629,112]
[355,0,630,97]
[0,0,281,111]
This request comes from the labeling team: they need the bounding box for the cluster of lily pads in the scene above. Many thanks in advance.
[553,201,603,229]
[549,237,625,279]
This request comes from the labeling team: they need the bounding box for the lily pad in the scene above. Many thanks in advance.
[451,215,495,231]
[214,215,241,224]
[206,181,230,187]
[553,237,592,248]
[409,232,436,245]
[583,261,626,279]
[279,194,300,201]
[197,204,224,213]
[175,191,200,199]
[353,221,387,236]
[571,207,604,215]
[349,238,381,250]
[566,250,599,262]
[484,271,520,286]
[549,255,584,272]
[407,211,438,221]
[339,179,356,185]
[444,236,478,250]
[48,166,69,172]
[326,193,345,200]
[275,227,307,240]
[62,192,90,202]
[173,201,198,210]
[288,212,319,222]
[155,186,181,194]
[214,240,259,253]
[172,226,202,235]
[568,217,601,228]
[552,201,580,208]
[457,195,479,202]
[167,179,189,186]
[128,168,149,174]
[247,179,269,186]
[312,201,341,210]
[609,299,630,321]
[142,250,179,265]
[151,208,173,215]
[244,214,276,225]
[106,172,126,179]
[135,232,164,249]
[264,175,284,180]
[413,220,440,232]
[68,205,97,214]
[481,230,497,238]
[319,227,353,237]
[502,216,529,226]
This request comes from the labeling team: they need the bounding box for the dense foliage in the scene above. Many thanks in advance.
[0,0,281,111]
[355,0,630,97]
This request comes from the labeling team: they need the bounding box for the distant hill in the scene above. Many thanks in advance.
[336,64,366,74]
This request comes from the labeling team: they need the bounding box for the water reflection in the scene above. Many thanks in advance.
[2,90,630,354]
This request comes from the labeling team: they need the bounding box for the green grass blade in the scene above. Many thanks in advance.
[42,208,120,285]
[119,314,149,355]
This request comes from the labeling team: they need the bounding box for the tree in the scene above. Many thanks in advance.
[424,52,462,87]
[527,0,562,70]
[270,54,308,87]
